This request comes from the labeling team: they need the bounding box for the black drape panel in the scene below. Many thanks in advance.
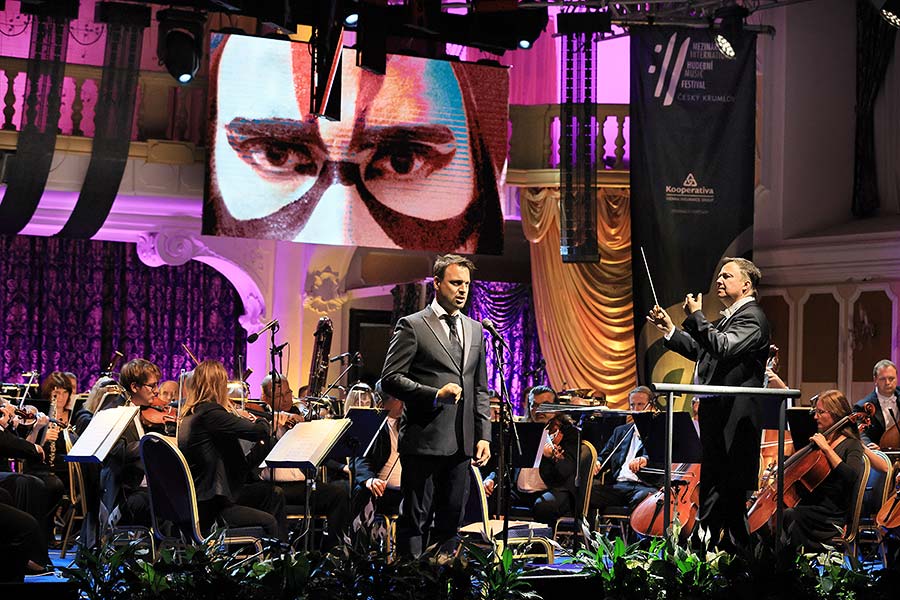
[852,0,898,217]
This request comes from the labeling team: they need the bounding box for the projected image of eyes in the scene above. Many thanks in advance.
[225,118,325,181]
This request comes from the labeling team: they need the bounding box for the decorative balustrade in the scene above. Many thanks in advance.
[508,103,630,186]
[0,56,206,154]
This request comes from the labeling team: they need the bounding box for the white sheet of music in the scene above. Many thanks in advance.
[261,418,351,470]
[67,406,140,463]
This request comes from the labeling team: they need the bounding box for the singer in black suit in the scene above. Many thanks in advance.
[648,257,770,550]
[381,254,491,557]
[855,359,900,448]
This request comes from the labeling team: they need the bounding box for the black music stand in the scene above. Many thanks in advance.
[786,407,817,452]
[632,412,702,465]
[327,408,387,463]
[492,421,547,469]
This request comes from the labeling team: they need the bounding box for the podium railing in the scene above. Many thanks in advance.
[650,383,802,545]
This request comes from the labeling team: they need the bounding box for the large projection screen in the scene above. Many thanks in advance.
[203,33,508,254]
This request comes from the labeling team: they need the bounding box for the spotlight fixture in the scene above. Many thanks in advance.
[156,9,205,85]
[872,0,900,28]
[518,39,532,49]
[344,12,359,27]
[713,4,749,59]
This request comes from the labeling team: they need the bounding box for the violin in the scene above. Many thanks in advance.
[630,463,701,537]
[140,404,177,435]
[746,404,873,533]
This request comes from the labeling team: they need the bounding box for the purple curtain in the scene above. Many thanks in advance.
[0,235,244,391]
[425,280,544,416]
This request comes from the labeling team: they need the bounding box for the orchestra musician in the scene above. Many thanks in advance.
[590,386,661,515]
[381,253,491,557]
[352,384,405,518]
[507,386,558,514]
[178,360,287,541]
[530,413,583,527]
[855,359,900,449]
[259,373,349,549]
[158,380,179,405]
[780,390,865,552]
[647,257,770,551]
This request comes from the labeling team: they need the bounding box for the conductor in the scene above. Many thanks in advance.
[647,257,770,550]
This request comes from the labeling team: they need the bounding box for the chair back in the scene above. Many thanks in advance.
[844,452,872,544]
[62,429,88,515]
[464,464,491,540]
[140,432,203,543]
[862,449,892,515]
[577,441,598,516]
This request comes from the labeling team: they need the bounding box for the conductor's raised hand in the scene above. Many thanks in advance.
[437,382,462,404]
[683,293,702,315]
[646,305,674,334]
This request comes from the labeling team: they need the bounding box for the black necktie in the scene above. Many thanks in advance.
[442,313,464,369]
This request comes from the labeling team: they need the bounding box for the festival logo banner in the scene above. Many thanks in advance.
[629,27,756,393]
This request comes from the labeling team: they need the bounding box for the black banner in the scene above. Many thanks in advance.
[630,27,757,387]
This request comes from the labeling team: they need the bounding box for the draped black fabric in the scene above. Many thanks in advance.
[852,0,898,218]
[57,15,148,238]
[390,282,422,328]
[0,235,244,391]
[0,15,70,235]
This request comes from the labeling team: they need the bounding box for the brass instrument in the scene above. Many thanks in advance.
[306,317,334,402]
[47,389,58,468]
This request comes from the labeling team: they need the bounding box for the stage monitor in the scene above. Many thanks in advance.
[204,33,508,254]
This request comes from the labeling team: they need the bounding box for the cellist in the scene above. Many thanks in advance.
[589,387,660,516]
[780,390,864,552]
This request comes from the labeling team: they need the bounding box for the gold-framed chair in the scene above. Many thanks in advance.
[459,464,555,563]
[831,452,872,566]
[853,449,892,567]
[59,429,87,558]
[139,432,264,558]
[553,441,598,546]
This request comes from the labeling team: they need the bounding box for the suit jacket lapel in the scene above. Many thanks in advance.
[423,309,462,375]
[461,315,473,372]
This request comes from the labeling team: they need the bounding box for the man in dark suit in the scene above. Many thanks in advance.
[590,386,660,513]
[351,387,405,517]
[855,359,899,448]
[647,257,770,550]
[381,254,491,556]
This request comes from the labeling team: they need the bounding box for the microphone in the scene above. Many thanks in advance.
[353,351,364,367]
[247,319,279,343]
[481,318,509,350]
[329,352,351,363]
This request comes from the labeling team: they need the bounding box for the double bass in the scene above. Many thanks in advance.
[746,403,873,533]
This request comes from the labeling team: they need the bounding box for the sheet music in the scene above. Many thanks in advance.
[261,418,351,470]
[67,406,140,463]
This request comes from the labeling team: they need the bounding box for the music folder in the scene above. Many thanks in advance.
[66,406,142,463]
[261,418,351,471]
[326,408,387,461]
[633,411,702,464]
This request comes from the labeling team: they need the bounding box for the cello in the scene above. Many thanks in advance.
[875,471,900,529]
[746,401,873,533]
[630,462,701,537]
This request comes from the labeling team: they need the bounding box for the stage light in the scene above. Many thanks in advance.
[872,0,900,28]
[157,9,205,85]
[713,4,748,59]
[344,12,359,27]
[518,39,532,49]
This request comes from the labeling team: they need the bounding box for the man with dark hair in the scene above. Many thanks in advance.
[647,257,770,551]
[855,359,900,449]
[381,253,491,556]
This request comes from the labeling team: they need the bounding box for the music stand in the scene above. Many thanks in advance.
[327,408,388,463]
[632,412,702,465]
[786,407,817,452]
[492,421,548,469]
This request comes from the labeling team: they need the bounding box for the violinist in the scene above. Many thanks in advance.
[97,358,161,529]
[530,413,582,528]
[259,373,349,549]
[158,380,178,405]
[590,387,660,516]
[352,384,404,518]
[178,360,286,541]
[780,390,864,552]
[854,359,900,449]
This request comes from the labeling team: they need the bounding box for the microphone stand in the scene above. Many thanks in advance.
[487,335,520,548]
